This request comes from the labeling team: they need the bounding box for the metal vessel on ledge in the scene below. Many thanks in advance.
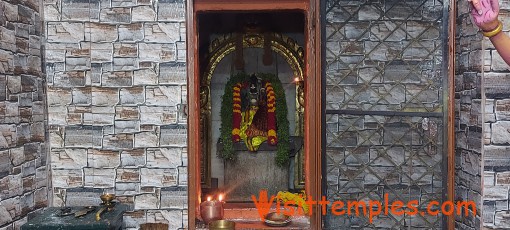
[96,193,116,221]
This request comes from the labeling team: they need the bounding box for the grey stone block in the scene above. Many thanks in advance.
[134,131,159,148]
[34,187,48,208]
[115,120,140,133]
[115,182,140,196]
[52,169,83,188]
[100,7,131,23]
[88,149,120,168]
[132,6,156,22]
[119,87,144,105]
[112,0,136,7]
[495,211,510,227]
[62,0,99,20]
[0,200,16,226]
[116,168,140,183]
[47,22,85,43]
[35,166,47,188]
[92,87,119,106]
[145,86,179,106]
[146,148,181,168]
[143,23,180,43]
[133,68,157,85]
[115,106,139,120]
[64,126,102,147]
[159,62,185,85]
[140,168,177,187]
[159,125,186,147]
[103,133,134,149]
[496,99,510,121]
[84,168,116,187]
[123,211,146,228]
[54,71,87,87]
[72,87,92,105]
[50,148,87,169]
[485,73,510,99]
[113,57,138,70]
[9,147,24,167]
[157,0,185,22]
[160,187,186,209]
[138,43,176,62]
[102,71,133,87]
[113,43,138,57]
[120,149,145,167]
[0,125,17,148]
[139,106,177,125]
[496,172,510,185]
[118,23,144,41]
[85,23,118,42]
[90,43,113,63]
[0,150,11,178]
[134,193,158,210]
[484,186,510,201]
[485,145,510,167]
[65,187,103,206]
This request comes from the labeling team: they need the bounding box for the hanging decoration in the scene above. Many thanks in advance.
[220,72,290,167]
[265,81,277,145]
[232,82,243,142]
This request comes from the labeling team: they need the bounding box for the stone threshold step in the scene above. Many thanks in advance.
[223,206,310,229]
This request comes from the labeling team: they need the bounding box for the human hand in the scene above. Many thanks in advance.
[469,0,500,31]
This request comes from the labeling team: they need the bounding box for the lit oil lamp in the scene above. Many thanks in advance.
[200,194,225,224]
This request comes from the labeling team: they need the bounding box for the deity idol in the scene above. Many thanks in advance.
[232,74,277,151]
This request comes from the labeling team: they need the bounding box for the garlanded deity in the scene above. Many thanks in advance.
[232,74,277,151]
[220,72,289,166]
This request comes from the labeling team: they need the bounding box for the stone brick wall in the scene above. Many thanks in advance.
[0,0,48,228]
[43,0,188,228]
[454,1,484,229]
[482,0,510,228]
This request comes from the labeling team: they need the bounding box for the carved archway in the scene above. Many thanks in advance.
[199,31,306,188]
[202,32,305,86]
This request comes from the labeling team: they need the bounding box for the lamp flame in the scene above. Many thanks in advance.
[207,196,212,202]
[218,194,224,202]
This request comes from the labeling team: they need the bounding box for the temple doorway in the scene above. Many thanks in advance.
[187,0,323,228]
[198,11,305,202]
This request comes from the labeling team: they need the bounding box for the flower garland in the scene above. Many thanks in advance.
[263,73,290,167]
[265,81,277,145]
[219,72,290,167]
[219,74,244,161]
[232,82,243,142]
[277,191,309,214]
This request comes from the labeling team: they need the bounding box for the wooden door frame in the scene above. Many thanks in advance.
[186,0,322,229]
[447,0,456,229]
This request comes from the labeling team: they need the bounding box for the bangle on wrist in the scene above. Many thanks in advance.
[482,20,503,38]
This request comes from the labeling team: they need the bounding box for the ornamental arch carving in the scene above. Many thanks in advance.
[199,31,306,187]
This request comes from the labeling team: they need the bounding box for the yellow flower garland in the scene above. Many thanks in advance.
[277,191,309,214]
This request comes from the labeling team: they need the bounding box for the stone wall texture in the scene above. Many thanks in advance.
[0,0,501,229]
[0,0,48,228]
[43,0,188,228]
[454,0,484,229]
[482,0,510,228]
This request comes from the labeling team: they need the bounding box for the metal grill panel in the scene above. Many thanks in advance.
[325,114,444,228]
[325,0,445,113]
[324,0,448,228]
